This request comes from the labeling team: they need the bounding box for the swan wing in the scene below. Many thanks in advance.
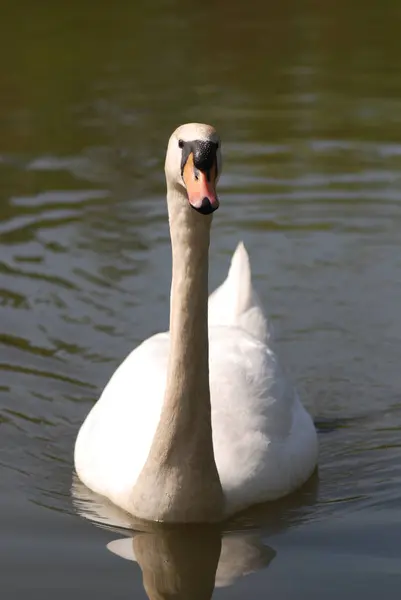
[208,327,317,514]
[74,332,169,506]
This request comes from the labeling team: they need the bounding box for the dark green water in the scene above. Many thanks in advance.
[1,1,401,598]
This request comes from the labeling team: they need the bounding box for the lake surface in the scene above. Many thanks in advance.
[1,1,401,598]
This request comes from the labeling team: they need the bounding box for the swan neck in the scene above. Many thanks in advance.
[167,195,211,396]
[163,187,213,453]
[129,185,224,523]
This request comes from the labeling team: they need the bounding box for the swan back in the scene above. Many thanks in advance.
[208,242,268,342]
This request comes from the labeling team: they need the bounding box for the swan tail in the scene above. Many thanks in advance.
[208,242,269,341]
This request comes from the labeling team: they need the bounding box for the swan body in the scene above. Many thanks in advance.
[74,123,318,523]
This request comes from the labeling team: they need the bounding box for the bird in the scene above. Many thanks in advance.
[74,122,318,524]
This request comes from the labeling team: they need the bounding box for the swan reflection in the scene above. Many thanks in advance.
[72,472,319,598]
[108,528,275,597]
[72,475,277,598]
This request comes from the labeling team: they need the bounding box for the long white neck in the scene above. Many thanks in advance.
[166,187,211,414]
[129,184,224,523]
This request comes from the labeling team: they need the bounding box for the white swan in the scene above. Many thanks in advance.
[74,123,318,523]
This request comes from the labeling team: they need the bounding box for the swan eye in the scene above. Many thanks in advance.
[178,139,184,148]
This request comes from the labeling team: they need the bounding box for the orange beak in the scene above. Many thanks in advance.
[182,153,219,214]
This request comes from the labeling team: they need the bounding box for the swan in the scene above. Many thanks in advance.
[74,122,318,523]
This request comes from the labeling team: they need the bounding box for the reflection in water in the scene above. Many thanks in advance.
[108,529,275,598]
[117,527,221,600]
[73,474,276,598]
[71,473,316,597]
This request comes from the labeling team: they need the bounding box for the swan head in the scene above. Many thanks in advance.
[165,123,222,215]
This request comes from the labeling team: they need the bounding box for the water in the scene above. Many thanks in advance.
[1,1,401,597]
